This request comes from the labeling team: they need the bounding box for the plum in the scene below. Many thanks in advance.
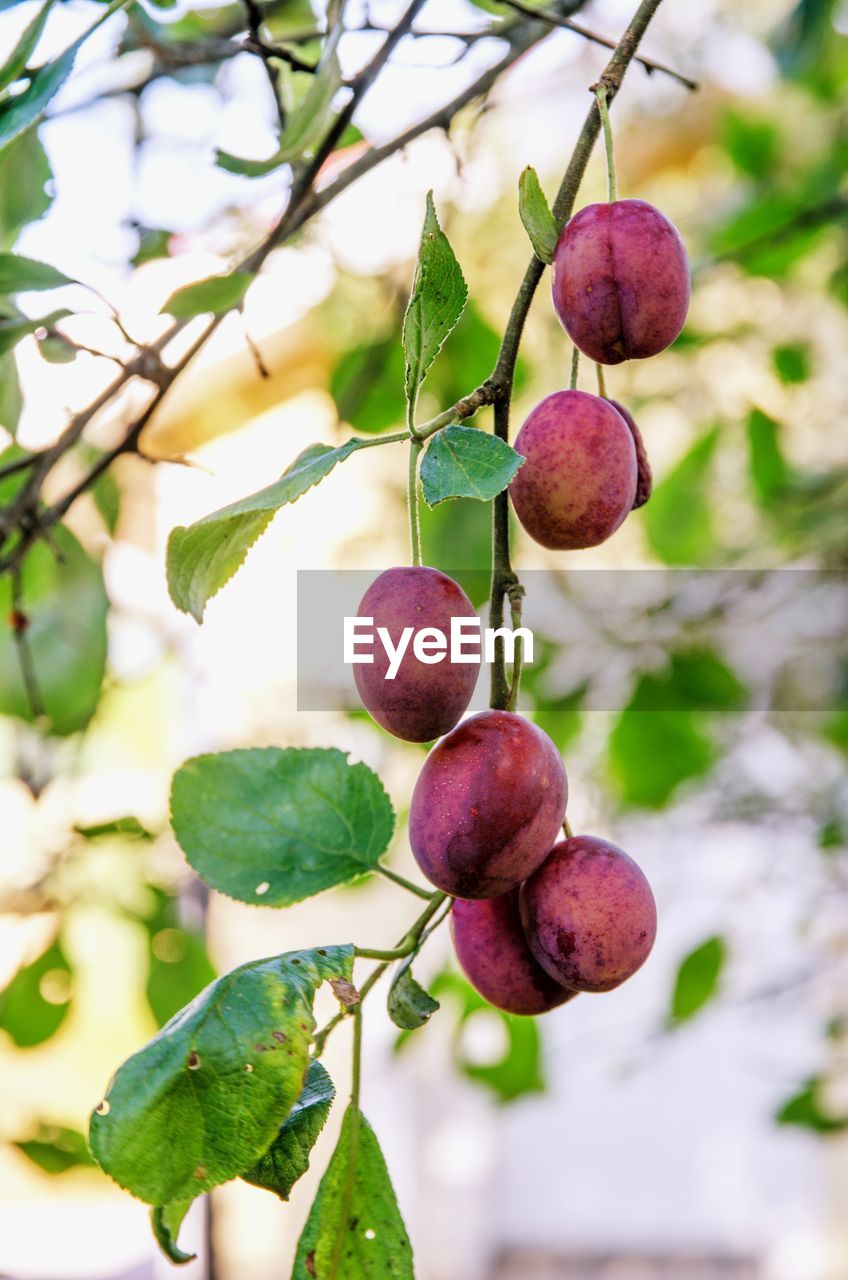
[451,891,576,1016]
[409,709,567,899]
[353,566,480,742]
[520,835,657,993]
[509,390,637,550]
[552,199,690,364]
[606,399,652,509]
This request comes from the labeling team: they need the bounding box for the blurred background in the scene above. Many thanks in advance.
[0,0,847,1276]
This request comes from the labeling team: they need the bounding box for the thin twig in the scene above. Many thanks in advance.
[498,0,698,91]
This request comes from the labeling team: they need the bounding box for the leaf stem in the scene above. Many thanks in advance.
[594,83,618,203]
[314,891,448,1054]
[376,864,433,900]
[408,437,423,567]
[570,345,580,390]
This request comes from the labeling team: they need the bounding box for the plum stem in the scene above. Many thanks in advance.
[594,83,618,202]
[570,345,581,390]
[376,864,434,900]
[408,438,424,567]
[596,363,608,398]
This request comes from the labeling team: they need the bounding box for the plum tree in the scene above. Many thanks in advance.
[551,199,690,364]
[520,835,657,993]
[606,399,652,508]
[409,710,567,898]
[509,390,637,550]
[354,566,480,742]
[451,890,576,1016]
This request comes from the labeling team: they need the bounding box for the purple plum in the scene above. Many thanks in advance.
[520,835,657,993]
[353,566,480,742]
[409,709,567,899]
[509,390,637,550]
[552,199,690,364]
[451,891,576,1016]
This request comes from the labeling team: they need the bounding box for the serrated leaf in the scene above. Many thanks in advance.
[89,945,353,1207]
[669,935,726,1024]
[15,1124,95,1174]
[292,1106,413,1279]
[0,937,72,1047]
[160,272,252,319]
[151,1202,195,1265]
[421,425,524,507]
[167,440,363,621]
[387,959,439,1031]
[242,1058,335,1200]
[0,1,56,96]
[403,191,467,416]
[0,253,71,294]
[518,166,558,264]
[0,308,71,356]
[170,747,394,907]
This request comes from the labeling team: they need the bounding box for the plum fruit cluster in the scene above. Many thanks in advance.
[510,196,688,551]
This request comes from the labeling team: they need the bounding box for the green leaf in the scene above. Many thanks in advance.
[0,524,108,735]
[387,959,439,1031]
[747,408,791,505]
[0,308,71,356]
[0,351,22,433]
[216,44,341,177]
[669,936,726,1024]
[643,428,720,565]
[720,108,781,180]
[776,1076,848,1134]
[609,709,714,809]
[89,945,354,1207]
[0,252,74,293]
[518,165,558,264]
[161,272,252,319]
[132,226,171,267]
[403,191,468,416]
[0,127,53,248]
[242,1058,335,1200]
[170,747,394,907]
[75,816,153,840]
[0,0,127,149]
[92,470,120,534]
[292,1105,413,1279]
[144,892,217,1029]
[167,440,364,621]
[421,425,524,507]
[772,341,811,384]
[15,1124,95,1174]
[331,338,406,435]
[0,1,56,96]
[151,1202,195,1265]
[0,937,72,1047]
[425,970,545,1104]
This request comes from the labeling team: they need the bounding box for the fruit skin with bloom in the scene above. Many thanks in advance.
[509,390,637,550]
[451,890,577,1016]
[551,199,690,365]
[354,566,480,743]
[520,835,657,993]
[409,709,568,899]
[606,399,652,509]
